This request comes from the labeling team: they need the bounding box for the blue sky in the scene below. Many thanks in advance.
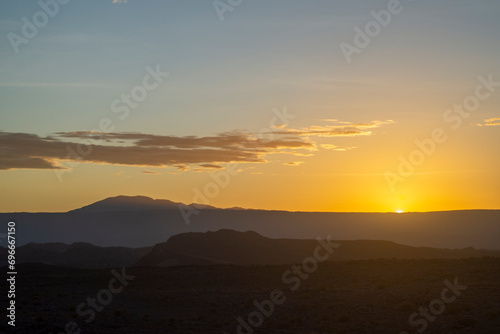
[2,0,499,135]
[1,0,500,212]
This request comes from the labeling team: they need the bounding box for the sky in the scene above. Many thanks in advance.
[0,0,499,213]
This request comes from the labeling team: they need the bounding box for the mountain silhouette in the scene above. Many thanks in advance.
[1,195,500,249]
[69,195,181,213]
[135,229,500,267]
[69,195,220,213]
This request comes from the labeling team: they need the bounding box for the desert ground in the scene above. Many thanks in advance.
[2,257,500,334]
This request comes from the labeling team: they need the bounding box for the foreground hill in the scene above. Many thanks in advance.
[2,195,500,249]
[135,229,500,267]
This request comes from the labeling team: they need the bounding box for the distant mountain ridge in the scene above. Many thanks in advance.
[70,195,185,213]
[1,195,500,249]
[69,195,222,213]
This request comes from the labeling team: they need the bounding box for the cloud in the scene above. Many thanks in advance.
[476,117,500,127]
[0,131,309,171]
[272,120,393,138]
[173,165,189,171]
[198,164,224,169]
[191,164,225,172]
[142,170,161,175]
[0,120,392,171]
[284,161,305,166]
[320,144,355,151]
[55,131,314,151]
[320,144,339,150]
[113,0,128,3]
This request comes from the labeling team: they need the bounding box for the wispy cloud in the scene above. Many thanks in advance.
[273,120,394,138]
[0,120,392,171]
[198,164,224,170]
[284,161,305,166]
[112,0,128,3]
[142,170,161,175]
[476,117,500,127]
[320,144,355,151]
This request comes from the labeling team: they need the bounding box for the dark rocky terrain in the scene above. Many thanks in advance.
[0,242,151,269]
[1,258,500,333]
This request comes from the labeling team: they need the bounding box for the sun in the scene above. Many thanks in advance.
[395,209,404,213]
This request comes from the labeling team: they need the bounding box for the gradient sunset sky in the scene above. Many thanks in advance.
[1,0,499,213]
